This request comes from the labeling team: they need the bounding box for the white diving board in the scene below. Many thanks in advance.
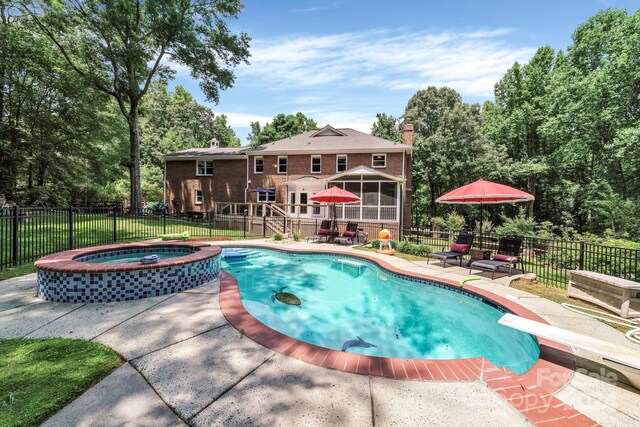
[499,313,640,390]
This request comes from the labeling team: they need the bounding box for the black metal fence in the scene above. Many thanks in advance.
[402,227,640,287]
[0,206,255,270]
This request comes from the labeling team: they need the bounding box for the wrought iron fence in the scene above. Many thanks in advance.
[402,227,640,288]
[0,206,255,270]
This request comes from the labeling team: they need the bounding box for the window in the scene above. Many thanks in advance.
[254,157,264,174]
[257,190,275,203]
[336,155,348,172]
[194,190,203,205]
[311,155,321,173]
[196,160,213,176]
[289,192,296,214]
[372,154,387,168]
[278,156,288,174]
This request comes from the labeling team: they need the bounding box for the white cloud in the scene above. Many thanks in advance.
[239,28,535,97]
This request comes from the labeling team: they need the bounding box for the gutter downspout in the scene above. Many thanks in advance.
[400,148,406,238]
[163,160,167,205]
[244,153,250,203]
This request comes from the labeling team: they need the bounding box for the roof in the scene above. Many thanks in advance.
[247,125,408,155]
[163,125,410,159]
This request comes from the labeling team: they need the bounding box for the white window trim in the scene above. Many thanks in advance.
[336,154,348,173]
[277,156,288,174]
[372,153,387,168]
[194,190,203,205]
[257,191,275,203]
[254,156,264,174]
[310,155,322,174]
[195,160,213,176]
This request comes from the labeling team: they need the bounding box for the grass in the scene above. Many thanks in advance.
[0,263,36,281]
[0,338,121,427]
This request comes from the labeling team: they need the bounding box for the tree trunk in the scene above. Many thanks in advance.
[128,106,142,212]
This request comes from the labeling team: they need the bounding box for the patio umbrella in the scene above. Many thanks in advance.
[435,179,534,238]
[310,186,360,232]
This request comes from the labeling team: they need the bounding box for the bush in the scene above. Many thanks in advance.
[292,232,301,242]
[272,232,283,241]
[397,239,432,256]
[444,212,465,231]
[430,216,446,230]
[494,207,536,237]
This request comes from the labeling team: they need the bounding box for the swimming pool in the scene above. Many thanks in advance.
[222,247,539,374]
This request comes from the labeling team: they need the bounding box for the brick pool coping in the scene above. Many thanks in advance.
[218,245,599,426]
[34,241,221,273]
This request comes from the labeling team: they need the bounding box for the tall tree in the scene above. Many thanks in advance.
[370,113,401,142]
[22,0,250,209]
[248,112,317,146]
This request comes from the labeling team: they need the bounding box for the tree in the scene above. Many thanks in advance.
[248,112,318,146]
[370,113,401,142]
[22,0,250,209]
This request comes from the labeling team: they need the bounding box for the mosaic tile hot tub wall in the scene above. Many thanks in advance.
[38,255,221,303]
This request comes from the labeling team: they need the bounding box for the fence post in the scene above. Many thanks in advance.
[113,207,117,243]
[579,241,585,270]
[12,206,18,266]
[243,209,247,239]
[68,206,74,250]
[163,211,167,235]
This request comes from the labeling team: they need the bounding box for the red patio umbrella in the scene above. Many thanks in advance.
[435,179,534,236]
[310,186,360,232]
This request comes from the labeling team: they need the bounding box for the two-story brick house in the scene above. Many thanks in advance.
[163,124,414,227]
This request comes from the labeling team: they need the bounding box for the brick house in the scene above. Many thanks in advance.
[163,124,414,227]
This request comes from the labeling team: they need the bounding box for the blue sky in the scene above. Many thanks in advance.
[168,0,639,143]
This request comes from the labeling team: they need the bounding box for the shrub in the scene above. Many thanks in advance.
[371,239,398,250]
[292,232,301,242]
[430,216,446,230]
[494,207,536,237]
[444,212,465,231]
[272,232,283,241]
[396,239,432,256]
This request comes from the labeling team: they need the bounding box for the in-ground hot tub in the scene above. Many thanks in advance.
[35,242,221,303]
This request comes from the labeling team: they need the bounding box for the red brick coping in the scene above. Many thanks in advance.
[34,241,221,273]
[218,245,599,426]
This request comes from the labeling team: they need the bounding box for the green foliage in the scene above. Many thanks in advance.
[430,217,446,230]
[397,239,432,256]
[248,112,318,146]
[370,113,402,142]
[371,239,398,250]
[272,232,283,241]
[494,208,536,237]
[292,232,301,241]
[0,338,121,427]
[444,212,466,231]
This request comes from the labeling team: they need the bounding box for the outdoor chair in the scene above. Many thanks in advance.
[333,222,362,245]
[427,231,475,268]
[468,236,524,279]
[307,220,333,243]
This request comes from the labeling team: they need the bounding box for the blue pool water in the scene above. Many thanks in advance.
[84,250,192,264]
[224,247,539,374]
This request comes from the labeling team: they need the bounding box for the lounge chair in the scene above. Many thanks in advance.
[500,313,640,390]
[469,236,523,279]
[333,222,361,245]
[307,220,333,243]
[428,231,474,268]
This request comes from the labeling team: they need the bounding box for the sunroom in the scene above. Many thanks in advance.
[326,166,404,222]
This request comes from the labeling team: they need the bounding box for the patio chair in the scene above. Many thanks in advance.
[427,231,475,268]
[307,220,333,243]
[333,222,361,245]
[468,236,524,279]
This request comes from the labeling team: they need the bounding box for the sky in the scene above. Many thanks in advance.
[168,0,639,143]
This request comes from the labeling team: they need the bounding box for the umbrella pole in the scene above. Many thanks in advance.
[479,202,483,249]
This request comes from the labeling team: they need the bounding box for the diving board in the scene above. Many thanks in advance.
[499,313,640,389]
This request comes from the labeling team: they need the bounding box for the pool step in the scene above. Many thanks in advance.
[333,258,367,275]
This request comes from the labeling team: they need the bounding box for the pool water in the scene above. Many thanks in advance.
[223,248,540,375]
[84,250,192,264]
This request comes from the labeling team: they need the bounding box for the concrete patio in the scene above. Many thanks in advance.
[1,239,639,426]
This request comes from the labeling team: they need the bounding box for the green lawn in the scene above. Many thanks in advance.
[0,338,121,427]
[0,264,36,282]
[1,212,260,270]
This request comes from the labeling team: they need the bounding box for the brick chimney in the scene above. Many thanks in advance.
[402,123,414,147]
